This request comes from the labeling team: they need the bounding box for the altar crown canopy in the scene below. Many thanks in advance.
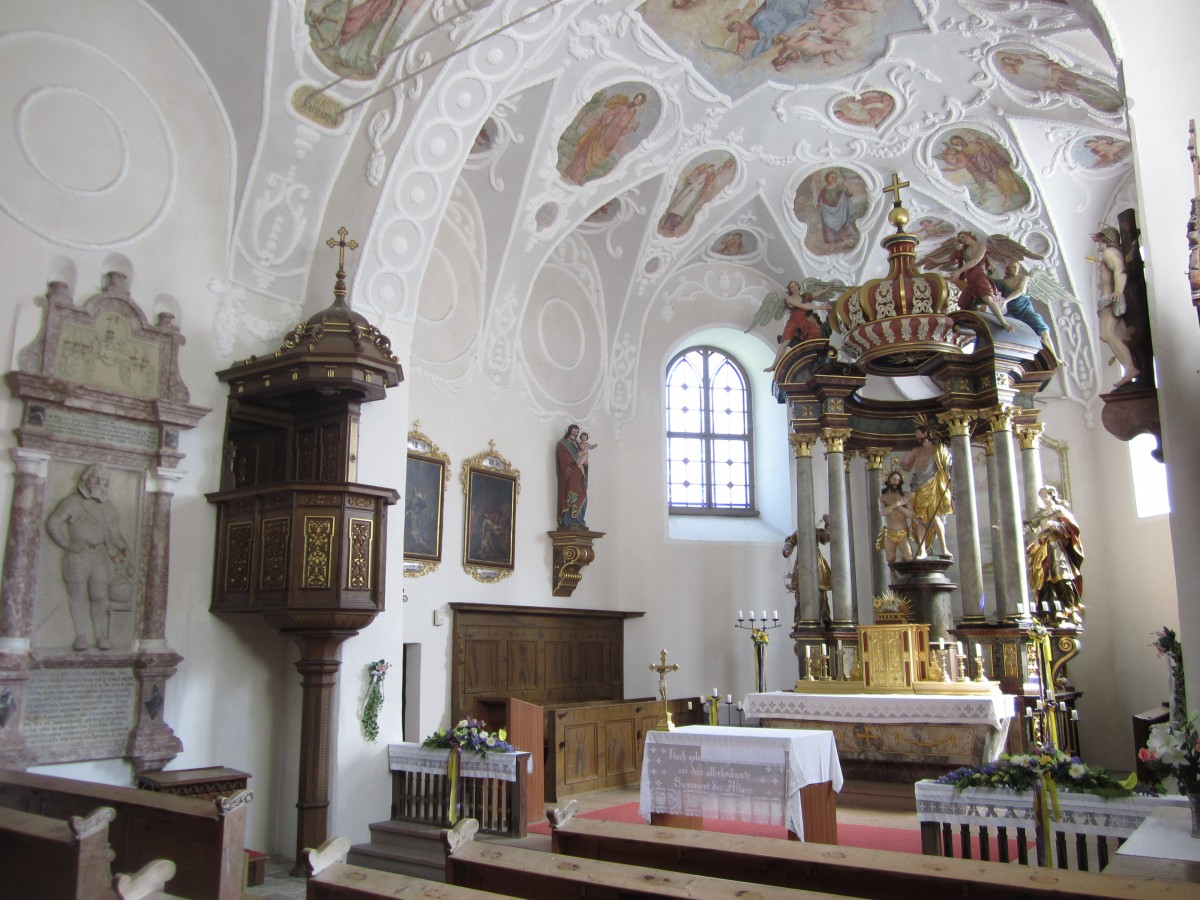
[832,179,970,376]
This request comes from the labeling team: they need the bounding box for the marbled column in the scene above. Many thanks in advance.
[988,406,1031,621]
[790,437,820,626]
[1017,424,1045,520]
[0,449,51,645]
[981,435,1003,620]
[941,410,984,623]
[843,453,857,608]
[822,428,854,625]
[863,448,889,600]
[141,469,183,647]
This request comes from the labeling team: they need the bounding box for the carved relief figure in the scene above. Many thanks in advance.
[933,129,1030,214]
[305,0,416,81]
[46,464,130,651]
[657,152,737,237]
[557,85,659,186]
[793,167,868,255]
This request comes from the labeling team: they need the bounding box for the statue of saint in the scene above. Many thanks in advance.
[783,514,833,624]
[896,425,953,558]
[1091,226,1139,387]
[876,469,915,563]
[555,424,587,529]
[1025,485,1084,625]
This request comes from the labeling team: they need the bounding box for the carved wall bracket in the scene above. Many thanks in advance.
[547,530,605,597]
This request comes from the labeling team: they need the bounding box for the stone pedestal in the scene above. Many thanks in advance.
[891,557,956,643]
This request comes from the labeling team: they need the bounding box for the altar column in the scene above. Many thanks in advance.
[987,406,1030,621]
[790,436,821,627]
[822,428,854,626]
[843,454,857,607]
[1017,423,1045,519]
[864,448,889,600]
[941,410,984,624]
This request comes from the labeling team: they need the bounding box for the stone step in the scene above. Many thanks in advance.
[347,840,446,883]
[362,820,446,861]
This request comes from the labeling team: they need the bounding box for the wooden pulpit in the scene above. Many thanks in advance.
[472,696,544,826]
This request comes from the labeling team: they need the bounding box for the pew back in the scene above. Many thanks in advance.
[0,768,248,900]
[0,804,117,900]
[549,815,1200,900]
[308,862,504,899]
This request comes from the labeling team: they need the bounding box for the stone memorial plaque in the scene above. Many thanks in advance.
[22,667,136,761]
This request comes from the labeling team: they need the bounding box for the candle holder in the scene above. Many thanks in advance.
[735,611,781,693]
[973,651,988,682]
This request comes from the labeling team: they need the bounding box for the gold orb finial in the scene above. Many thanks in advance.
[889,206,910,228]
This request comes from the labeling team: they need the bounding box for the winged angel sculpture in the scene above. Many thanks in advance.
[749,278,846,372]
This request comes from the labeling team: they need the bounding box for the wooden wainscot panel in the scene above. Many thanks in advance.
[464,641,501,695]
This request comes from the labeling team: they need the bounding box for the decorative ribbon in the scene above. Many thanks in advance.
[754,644,766,694]
[1033,774,1061,868]
[708,696,719,726]
[447,746,461,824]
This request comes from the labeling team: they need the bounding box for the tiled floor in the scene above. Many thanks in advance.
[243,780,920,896]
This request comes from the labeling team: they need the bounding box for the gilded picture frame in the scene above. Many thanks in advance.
[461,441,520,583]
[403,426,449,578]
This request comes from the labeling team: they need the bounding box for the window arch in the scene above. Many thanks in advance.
[665,345,755,514]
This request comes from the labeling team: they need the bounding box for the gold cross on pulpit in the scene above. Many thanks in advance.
[648,649,680,732]
[326,226,359,272]
[882,173,909,207]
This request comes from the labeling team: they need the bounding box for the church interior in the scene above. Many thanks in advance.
[4,0,1200,890]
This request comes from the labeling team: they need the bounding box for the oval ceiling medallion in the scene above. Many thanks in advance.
[1071,134,1131,170]
[556,82,661,186]
[831,90,895,129]
[931,128,1031,215]
[793,166,869,256]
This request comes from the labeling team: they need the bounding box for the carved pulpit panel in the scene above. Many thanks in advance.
[0,273,208,770]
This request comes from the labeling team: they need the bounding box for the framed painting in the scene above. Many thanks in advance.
[461,441,520,583]
[403,426,449,578]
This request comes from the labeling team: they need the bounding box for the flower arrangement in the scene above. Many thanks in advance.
[937,746,1143,798]
[361,659,389,743]
[1140,713,1200,793]
[1154,626,1188,725]
[751,628,770,646]
[422,718,516,757]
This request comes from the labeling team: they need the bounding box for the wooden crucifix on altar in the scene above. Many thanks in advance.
[649,649,680,732]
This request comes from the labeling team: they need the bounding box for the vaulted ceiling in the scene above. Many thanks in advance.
[158,0,1132,419]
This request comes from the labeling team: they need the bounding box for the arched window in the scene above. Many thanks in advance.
[665,346,755,514]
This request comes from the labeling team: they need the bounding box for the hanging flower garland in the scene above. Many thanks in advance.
[361,659,390,743]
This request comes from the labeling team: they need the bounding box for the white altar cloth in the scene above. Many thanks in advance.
[744,687,1015,730]
[388,742,532,781]
[638,725,842,841]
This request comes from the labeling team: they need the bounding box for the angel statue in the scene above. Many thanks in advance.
[919,231,1044,332]
[748,278,845,372]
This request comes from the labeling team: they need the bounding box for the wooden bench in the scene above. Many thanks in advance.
[0,768,249,900]
[442,818,841,899]
[304,836,503,899]
[0,804,117,899]
[547,806,1200,899]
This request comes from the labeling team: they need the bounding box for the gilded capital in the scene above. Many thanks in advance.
[864,447,890,470]
[789,435,816,458]
[820,427,852,455]
[986,403,1016,433]
[1016,422,1045,451]
[939,408,974,438]
[979,433,995,456]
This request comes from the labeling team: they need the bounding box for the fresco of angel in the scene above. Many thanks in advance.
[918,231,1043,332]
[747,277,845,371]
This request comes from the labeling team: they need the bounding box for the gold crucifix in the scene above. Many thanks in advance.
[882,173,910,207]
[648,649,680,732]
[326,226,359,272]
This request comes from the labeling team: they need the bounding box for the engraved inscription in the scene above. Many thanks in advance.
[348,517,372,589]
[23,668,136,755]
[260,517,291,590]
[303,516,335,588]
[40,407,158,451]
[225,522,253,592]
[55,311,161,398]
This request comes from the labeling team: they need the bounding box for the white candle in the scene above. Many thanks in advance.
[938,639,945,651]
[713,687,719,698]
[761,610,768,620]
[974,643,982,657]
[726,694,732,704]
[1071,709,1079,720]
[956,641,964,657]
[738,610,743,620]
[805,645,812,659]
[837,639,843,657]
[737,701,743,711]
[772,610,778,620]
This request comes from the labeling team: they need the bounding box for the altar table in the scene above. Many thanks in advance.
[744,689,1014,778]
[638,724,842,842]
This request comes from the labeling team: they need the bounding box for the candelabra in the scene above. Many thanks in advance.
[736,610,781,693]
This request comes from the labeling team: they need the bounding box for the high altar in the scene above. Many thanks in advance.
[762,179,1094,777]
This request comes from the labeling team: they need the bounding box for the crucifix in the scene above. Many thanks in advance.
[325,226,359,303]
[882,173,910,209]
[648,648,680,732]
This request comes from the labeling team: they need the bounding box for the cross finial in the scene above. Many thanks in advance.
[326,226,359,273]
[882,173,909,207]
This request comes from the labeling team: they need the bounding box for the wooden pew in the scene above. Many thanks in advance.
[304,835,504,899]
[547,809,1200,899]
[0,804,117,900]
[0,768,249,900]
[442,818,841,899]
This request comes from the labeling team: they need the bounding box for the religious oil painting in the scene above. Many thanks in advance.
[912,216,956,243]
[404,455,444,562]
[992,48,1123,114]
[832,90,895,128]
[932,128,1031,215]
[305,0,422,81]
[657,151,738,238]
[557,83,661,186]
[1071,134,1131,170]
[792,166,869,255]
[636,0,924,97]
[463,467,517,571]
[710,229,757,256]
